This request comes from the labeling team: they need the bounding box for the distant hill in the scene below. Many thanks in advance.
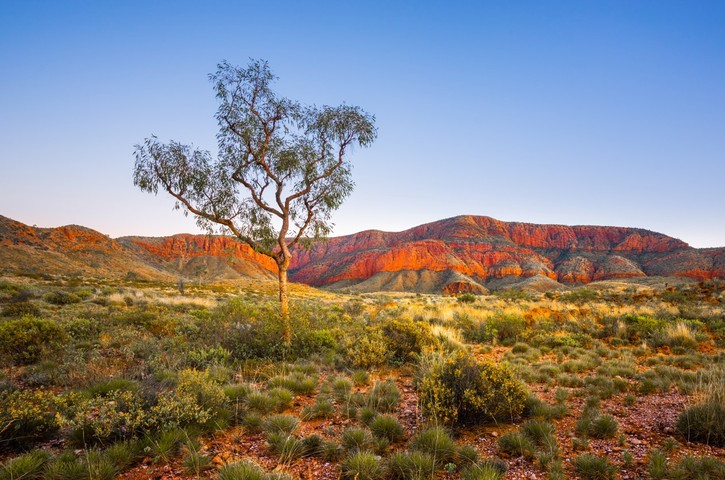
[289,215,725,293]
[0,214,722,292]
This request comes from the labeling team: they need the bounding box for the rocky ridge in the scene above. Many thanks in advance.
[1,214,722,292]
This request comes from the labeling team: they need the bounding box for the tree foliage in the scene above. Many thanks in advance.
[133,59,376,259]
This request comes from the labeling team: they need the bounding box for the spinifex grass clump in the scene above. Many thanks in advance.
[409,426,457,467]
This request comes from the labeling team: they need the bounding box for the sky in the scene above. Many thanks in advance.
[1,1,724,248]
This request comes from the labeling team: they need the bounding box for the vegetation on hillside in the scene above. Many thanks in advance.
[0,276,723,479]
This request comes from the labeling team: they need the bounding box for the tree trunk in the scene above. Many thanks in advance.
[278,261,291,346]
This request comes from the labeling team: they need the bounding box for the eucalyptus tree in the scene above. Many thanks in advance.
[133,59,376,344]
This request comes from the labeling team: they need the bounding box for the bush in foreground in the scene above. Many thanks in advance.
[418,351,528,425]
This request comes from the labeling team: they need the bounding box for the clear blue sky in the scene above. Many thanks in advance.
[1,1,724,247]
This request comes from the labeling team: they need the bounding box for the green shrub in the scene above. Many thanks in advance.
[268,373,317,395]
[0,316,67,365]
[301,397,335,420]
[62,317,99,340]
[520,419,556,445]
[0,389,66,445]
[45,291,82,305]
[456,444,479,467]
[294,329,338,356]
[328,376,353,401]
[461,463,503,480]
[150,369,226,430]
[1,301,40,318]
[409,426,456,467]
[670,455,725,480]
[573,454,616,480]
[218,459,266,480]
[86,378,139,397]
[418,351,528,425]
[104,439,144,470]
[0,450,50,480]
[266,432,304,463]
[497,432,535,459]
[346,328,390,368]
[67,390,147,444]
[300,434,323,457]
[648,449,668,480]
[341,451,384,480]
[367,380,401,413]
[457,293,477,303]
[267,387,294,411]
[386,451,435,479]
[370,414,404,442]
[677,401,725,446]
[321,440,344,461]
[341,427,373,452]
[247,392,277,415]
[187,346,231,368]
[262,415,299,436]
[380,317,436,363]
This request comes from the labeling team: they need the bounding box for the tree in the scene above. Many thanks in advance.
[133,59,376,345]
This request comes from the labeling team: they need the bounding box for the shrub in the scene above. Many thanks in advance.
[187,346,231,368]
[267,387,294,411]
[321,440,344,461]
[247,392,277,415]
[380,317,436,363]
[328,376,353,401]
[0,316,67,365]
[266,432,304,463]
[386,451,435,480]
[456,444,479,467]
[367,380,401,413]
[418,351,528,425]
[485,313,527,343]
[67,390,147,444]
[147,429,185,463]
[0,450,50,480]
[301,397,334,420]
[409,426,456,467]
[300,434,323,457]
[86,378,139,397]
[218,459,266,480]
[346,328,390,368]
[575,409,618,439]
[341,427,373,452]
[573,454,616,480]
[677,401,725,446]
[520,419,556,445]
[45,291,82,305]
[648,449,668,480]
[457,293,477,303]
[497,432,535,459]
[341,451,384,480]
[104,439,144,470]
[461,463,503,480]
[0,389,66,445]
[369,414,404,442]
[268,373,317,395]
[262,415,299,436]
[150,369,226,430]
[1,301,40,318]
[670,455,725,480]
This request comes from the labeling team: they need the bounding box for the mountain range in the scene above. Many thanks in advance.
[1,214,723,292]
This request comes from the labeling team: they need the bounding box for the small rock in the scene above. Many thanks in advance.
[490,431,499,438]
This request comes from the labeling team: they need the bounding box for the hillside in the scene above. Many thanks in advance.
[1,214,723,292]
[288,215,725,293]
